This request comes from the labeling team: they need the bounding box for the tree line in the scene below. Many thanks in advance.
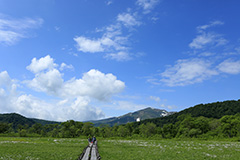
[1,113,240,139]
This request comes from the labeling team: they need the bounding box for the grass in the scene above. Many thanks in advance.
[98,139,240,160]
[1,137,240,160]
[0,137,87,160]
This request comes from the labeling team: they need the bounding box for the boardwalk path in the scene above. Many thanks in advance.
[78,141,100,160]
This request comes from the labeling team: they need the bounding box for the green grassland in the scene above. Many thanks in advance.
[98,139,240,160]
[1,137,240,160]
[0,137,86,160]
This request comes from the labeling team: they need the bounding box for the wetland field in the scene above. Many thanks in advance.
[0,137,240,160]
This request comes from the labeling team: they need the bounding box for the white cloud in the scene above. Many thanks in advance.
[0,71,12,86]
[0,55,126,121]
[105,51,132,61]
[26,55,125,101]
[26,55,57,73]
[74,36,104,53]
[217,59,240,74]
[136,0,159,14]
[0,30,23,45]
[150,96,160,102]
[159,104,174,110]
[66,97,105,121]
[117,13,141,27]
[189,32,227,49]
[0,71,17,93]
[0,15,43,45]
[112,101,149,111]
[74,10,145,61]
[106,0,112,5]
[189,21,227,50]
[26,69,64,96]
[62,69,125,101]
[149,20,240,87]
[160,59,218,86]
[60,63,74,71]
[197,21,224,32]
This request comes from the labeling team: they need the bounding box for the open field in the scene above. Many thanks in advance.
[98,139,240,160]
[0,137,86,160]
[1,137,240,160]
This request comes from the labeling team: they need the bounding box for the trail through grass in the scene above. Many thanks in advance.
[1,137,240,160]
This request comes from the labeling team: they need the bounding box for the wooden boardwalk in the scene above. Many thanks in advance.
[78,141,100,160]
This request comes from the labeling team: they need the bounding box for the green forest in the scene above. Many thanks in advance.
[1,100,240,140]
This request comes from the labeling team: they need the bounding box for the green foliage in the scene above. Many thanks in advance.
[1,100,240,140]
[0,137,86,159]
[0,123,10,133]
[139,122,156,137]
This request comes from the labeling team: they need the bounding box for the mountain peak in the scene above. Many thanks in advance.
[91,107,175,126]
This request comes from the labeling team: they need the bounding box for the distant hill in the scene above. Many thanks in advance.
[90,107,175,127]
[136,99,240,127]
[0,113,60,129]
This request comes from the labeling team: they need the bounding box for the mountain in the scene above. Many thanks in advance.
[136,99,240,127]
[90,107,175,127]
[0,113,60,129]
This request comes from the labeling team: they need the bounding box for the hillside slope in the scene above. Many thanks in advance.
[137,99,240,127]
[0,113,60,129]
[91,107,175,126]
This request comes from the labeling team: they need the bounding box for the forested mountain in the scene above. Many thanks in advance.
[0,113,60,129]
[1,99,240,139]
[1,99,240,130]
[90,107,175,126]
[136,99,240,127]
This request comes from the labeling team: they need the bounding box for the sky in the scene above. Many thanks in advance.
[0,0,240,121]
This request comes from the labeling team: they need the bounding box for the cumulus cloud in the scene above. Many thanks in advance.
[160,59,218,86]
[0,15,43,45]
[26,56,125,100]
[217,59,240,74]
[74,36,104,53]
[1,55,125,121]
[66,97,105,121]
[26,69,64,96]
[26,55,57,73]
[0,71,12,87]
[62,69,125,100]
[136,0,159,14]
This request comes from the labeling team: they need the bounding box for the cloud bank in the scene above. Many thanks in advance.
[0,55,125,121]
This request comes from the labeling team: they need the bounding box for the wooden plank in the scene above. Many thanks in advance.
[82,146,90,160]
[91,144,97,160]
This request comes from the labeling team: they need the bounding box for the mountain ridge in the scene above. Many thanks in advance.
[89,107,175,126]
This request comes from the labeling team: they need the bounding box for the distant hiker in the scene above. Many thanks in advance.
[88,136,92,145]
[92,136,96,144]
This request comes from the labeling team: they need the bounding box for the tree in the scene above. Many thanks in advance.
[117,125,129,137]
[139,122,156,137]
[82,122,93,136]
[0,123,10,133]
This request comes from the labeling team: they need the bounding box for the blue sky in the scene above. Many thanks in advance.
[0,0,240,121]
